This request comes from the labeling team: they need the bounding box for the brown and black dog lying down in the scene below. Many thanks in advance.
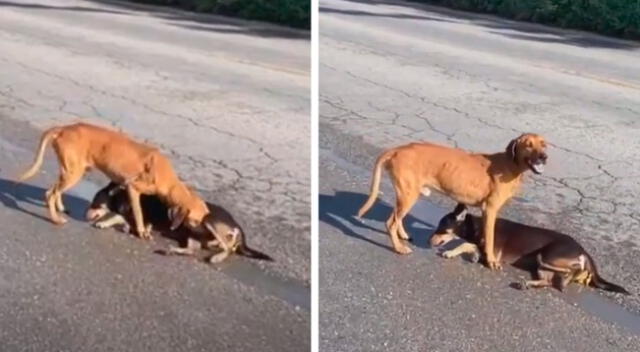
[430,204,629,295]
[86,182,273,263]
[18,123,209,239]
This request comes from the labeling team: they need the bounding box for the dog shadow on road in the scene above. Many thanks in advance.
[0,177,89,223]
[319,191,435,251]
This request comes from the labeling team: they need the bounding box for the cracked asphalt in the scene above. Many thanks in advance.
[0,0,308,350]
[320,0,640,350]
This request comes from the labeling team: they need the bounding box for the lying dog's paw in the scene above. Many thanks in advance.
[94,221,110,229]
[441,250,455,259]
[208,252,230,264]
[510,280,528,291]
[469,252,481,263]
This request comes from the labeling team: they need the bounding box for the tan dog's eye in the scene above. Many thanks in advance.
[526,140,533,148]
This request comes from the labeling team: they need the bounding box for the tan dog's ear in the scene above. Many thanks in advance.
[168,206,188,231]
[506,135,522,162]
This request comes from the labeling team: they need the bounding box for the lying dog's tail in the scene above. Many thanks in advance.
[17,126,63,182]
[236,243,274,262]
[357,148,396,218]
[586,254,630,295]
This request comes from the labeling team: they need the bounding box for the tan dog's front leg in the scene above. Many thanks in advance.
[127,186,151,240]
[483,205,501,270]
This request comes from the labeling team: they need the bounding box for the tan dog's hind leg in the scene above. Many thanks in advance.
[55,193,66,213]
[127,186,151,240]
[386,215,410,241]
[389,185,419,254]
[441,242,480,259]
[47,165,84,225]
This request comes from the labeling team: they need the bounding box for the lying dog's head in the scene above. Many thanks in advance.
[430,204,475,247]
[86,182,123,222]
[506,133,548,174]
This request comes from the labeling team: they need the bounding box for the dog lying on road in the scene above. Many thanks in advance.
[17,123,209,239]
[87,182,273,263]
[357,133,547,270]
[430,204,630,295]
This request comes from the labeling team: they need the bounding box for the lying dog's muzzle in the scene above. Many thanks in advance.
[86,207,108,222]
[430,232,454,247]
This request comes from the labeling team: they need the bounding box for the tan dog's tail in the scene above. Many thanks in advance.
[357,149,395,218]
[17,126,62,182]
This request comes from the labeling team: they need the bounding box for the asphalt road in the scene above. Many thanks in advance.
[320,0,640,350]
[0,0,309,351]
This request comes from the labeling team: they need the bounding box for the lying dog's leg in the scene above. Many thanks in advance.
[521,279,552,289]
[126,186,151,240]
[536,253,572,274]
[205,228,239,250]
[94,213,128,229]
[168,237,200,256]
[441,242,480,260]
[520,269,554,290]
[204,222,233,263]
[208,251,231,264]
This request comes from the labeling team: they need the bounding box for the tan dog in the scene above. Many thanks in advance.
[357,134,547,270]
[17,122,209,238]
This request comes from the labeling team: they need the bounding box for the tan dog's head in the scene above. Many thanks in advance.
[167,184,210,231]
[506,133,548,174]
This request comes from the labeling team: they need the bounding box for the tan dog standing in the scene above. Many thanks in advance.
[17,122,209,238]
[357,133,547,270]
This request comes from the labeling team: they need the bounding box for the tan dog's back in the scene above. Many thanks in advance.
[60,123,157,181]
[386,143,494,205]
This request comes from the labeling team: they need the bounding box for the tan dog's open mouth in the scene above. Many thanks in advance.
[527,158,546,174]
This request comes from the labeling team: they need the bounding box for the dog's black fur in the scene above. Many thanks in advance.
[87,182,273,262]
[432,204,629,295]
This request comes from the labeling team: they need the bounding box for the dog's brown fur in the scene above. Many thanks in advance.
[430,204,629,294]
[17,123,209,238]
[357,134,547,269]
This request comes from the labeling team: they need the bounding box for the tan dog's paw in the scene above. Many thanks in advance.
[53,217,68,226]
[138,228,153,240]
[395,245,413,255]
[487,260,503,271]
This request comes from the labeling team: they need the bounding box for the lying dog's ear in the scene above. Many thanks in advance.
[107,182,125,196]
[454,204,468,222]
[168,206,188,231]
